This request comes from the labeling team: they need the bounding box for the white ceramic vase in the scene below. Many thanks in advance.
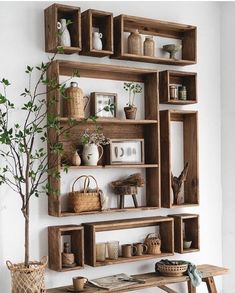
[82,144,103,166]
[92,32,103,50]
[57,18,71,47]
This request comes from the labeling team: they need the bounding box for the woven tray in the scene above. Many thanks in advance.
[156,261,188,277]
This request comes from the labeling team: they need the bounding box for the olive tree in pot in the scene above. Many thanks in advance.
[0,54,113,292]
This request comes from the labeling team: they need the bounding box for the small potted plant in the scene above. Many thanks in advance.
[81,127,110,166]
[123,82,143,119]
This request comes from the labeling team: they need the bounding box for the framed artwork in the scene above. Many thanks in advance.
[90,92,117,118]
[109,139,144,164]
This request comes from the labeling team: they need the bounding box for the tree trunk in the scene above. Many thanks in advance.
[24,203,29,267]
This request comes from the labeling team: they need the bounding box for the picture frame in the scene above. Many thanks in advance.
[90,92,117,118]
[109,139,145,164]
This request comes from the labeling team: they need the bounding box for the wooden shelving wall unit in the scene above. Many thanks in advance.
[48,225,84,271]
[83,216,174,267]
[160,110,199,208]
[47,60,160,217]
[170,214,200,254]
[113,15,197,66]
[159,70,197,105]
[44,3,81,54]
[81,9,113,57]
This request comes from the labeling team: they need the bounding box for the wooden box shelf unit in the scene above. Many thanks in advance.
[170,213,200,254]
[47,60,160,217]
[44,3,81,54]
[160,110,199,208]
[81,9,113,57]
[113,15,197,66]
[48,225,84,272]
[83,216,174,267]
[159,70,197,105]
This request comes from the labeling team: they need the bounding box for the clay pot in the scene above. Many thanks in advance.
[124,106,137,120]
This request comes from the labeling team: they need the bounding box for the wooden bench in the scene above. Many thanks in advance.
[47,264,228,293]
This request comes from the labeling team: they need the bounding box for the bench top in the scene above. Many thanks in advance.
[47,264,228,293]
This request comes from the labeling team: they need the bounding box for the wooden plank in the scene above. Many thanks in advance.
[160,110,171,208]
[158,285,178,293]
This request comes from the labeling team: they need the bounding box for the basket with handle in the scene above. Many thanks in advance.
[144,233,161,255]
[68,175,101,213]
[6,256,47,293]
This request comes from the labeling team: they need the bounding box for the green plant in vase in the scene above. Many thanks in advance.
[80,127,110,166]
[123,82,142,120]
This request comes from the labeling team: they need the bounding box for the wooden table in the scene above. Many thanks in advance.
[47,264,228,293]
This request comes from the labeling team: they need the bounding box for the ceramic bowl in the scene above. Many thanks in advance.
[162,44,182,59]
[183,240,192,249]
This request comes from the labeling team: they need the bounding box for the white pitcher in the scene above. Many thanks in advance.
[92,32,103,50]
[82,144,103,166]
[57,18,71,47]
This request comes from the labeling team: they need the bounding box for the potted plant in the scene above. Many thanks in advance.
[123,82,143,119]
[0,54,113,292]
[81,127,110,166]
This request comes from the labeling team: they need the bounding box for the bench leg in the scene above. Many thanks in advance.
[203,277,217,293]
[187,281,196,293]
[132,194,138,208]
[120,195,124,209]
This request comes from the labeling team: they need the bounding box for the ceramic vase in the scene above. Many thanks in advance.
[128,30,142,55]
[82,144,103,166]
[57,18,71,47]
[72,151,81,166]
[93,32,103,50]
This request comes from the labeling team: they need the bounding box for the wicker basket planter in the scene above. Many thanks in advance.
[7,256,47,293]
[155,261,188,277]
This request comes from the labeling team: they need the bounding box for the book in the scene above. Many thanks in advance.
[89,273,145,291]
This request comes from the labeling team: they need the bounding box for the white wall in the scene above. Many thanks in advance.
[221,2,235,292]
[0,1,223,292]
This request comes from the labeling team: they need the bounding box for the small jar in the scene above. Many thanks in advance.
[178,86,187,100]
[169,85,178,100]
[144,36,155,57]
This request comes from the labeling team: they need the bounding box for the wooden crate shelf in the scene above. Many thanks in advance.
[160,110,199,208]
[81,9,113,57]
[48,225,84,272]
[83,216,174,267]
[159,70,197,104]
[113,15,197,66]
[170,213,200,254]
[44,4,81,54]
[47,60,160,217]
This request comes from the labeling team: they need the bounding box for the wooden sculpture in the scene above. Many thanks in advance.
[171,163,189,205]
[111,173,145,209]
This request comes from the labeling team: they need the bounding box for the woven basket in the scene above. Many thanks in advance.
[6,256,47,293]
[156,261,188,277]
[68,175,101,213]
[144,233,161,254]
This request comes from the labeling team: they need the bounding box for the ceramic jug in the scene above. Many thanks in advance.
[82,144,103,166]
[93,32,103,50]
[57,18,71,47]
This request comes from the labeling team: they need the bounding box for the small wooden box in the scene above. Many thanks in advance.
[44,3,81,54]
[159,70,197,105]
[48,225,84,272]
[81,9,113,57]
[170,214,200,254]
